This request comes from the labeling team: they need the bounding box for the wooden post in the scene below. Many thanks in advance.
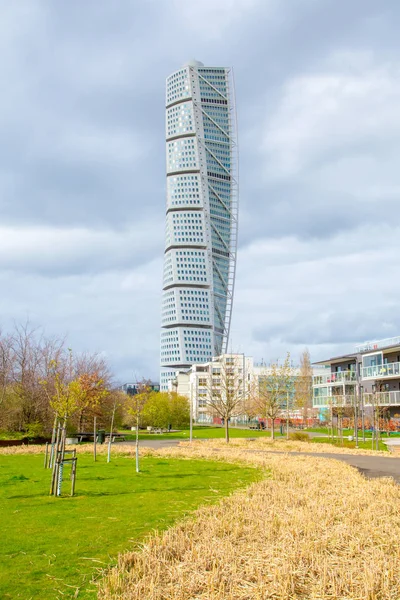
[354,393,359,449]
[286,392,289,439]
[44,442,49,469]
[49,413,58,469]
[136,419,140,473]
[371,393,375,450]
[189,389,193,443]
[107,401,117,464]
[50,422,61,495]
[361,388,365,442]
[93,416,97,462]
[71,450,77,496]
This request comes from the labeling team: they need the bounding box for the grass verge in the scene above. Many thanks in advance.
[311,436,388,452]
[120,425,272,441]
[0,450,260,599]
[306,427,399,438]
[195,436,393,456]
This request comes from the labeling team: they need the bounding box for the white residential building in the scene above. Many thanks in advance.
[170,354,322,424]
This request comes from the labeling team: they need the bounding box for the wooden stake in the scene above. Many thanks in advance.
[44,442,49,469]
[93,416,97,462]
[50,422,61,495]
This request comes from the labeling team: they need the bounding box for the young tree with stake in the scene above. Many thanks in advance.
[126,381,152,472]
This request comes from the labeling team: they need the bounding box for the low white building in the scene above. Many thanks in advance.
[169,354,322,424]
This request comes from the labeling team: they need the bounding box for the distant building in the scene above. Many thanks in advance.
[312,336,400,423]
[171,354,321,424]
[120,382,160,396]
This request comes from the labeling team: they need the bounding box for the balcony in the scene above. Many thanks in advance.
[361,362,400,380]
[363,391,400,406]
[313,395,355,408]
[313,371,357,386]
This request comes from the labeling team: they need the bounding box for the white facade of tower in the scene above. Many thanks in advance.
[160,61,238,390]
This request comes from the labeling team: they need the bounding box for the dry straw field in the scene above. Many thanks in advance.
[199,437,394,456]
[97,442,400,600]
[0,437,393,458]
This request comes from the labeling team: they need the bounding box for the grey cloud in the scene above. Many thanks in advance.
[253,313,400,347]
[0,223,164,277]
[1,0,400,379]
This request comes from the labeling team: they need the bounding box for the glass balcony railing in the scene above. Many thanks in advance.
[361,362,400,380]
[313,395,355,408]
[313,371,357,386]
[363,391,400,406]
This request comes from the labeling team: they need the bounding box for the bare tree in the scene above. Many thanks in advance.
[0,322,116,439]
[206,355,247,443]
[253,354,293,440]
[10,322,49,431]
[0,331,14,407]
[294,348,313,426]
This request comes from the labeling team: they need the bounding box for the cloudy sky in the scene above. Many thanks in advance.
[1,0,400,382]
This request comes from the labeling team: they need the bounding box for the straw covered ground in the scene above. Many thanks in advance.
[0,436,393,457]
[197,436,394,456]
[98,442,400,600]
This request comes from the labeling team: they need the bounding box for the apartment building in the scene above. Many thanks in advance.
[171,354,321,424]
[313,336,400,421]
[169,354,254,423]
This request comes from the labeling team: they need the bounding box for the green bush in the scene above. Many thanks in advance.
[24,422,44,440]
[289,432,310,442]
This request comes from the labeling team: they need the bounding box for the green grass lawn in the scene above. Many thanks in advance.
[0,453,261,600]
[311,436,388,452]
[305,427,398,438]
[121,425,274,441]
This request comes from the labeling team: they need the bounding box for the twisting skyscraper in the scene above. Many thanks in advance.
[160,60,238,390]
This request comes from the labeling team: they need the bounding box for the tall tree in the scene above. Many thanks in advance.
[294,348,313,426]
[253,353,294,440]
[206,355,247,443]
[0,331,14,408]
[0,322,117,436]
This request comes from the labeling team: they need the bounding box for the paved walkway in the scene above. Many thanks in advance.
[126,439,182,450]
[285,451,400,484]
[132,439,400,484]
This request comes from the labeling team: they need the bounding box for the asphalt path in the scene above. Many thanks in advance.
[131,439,400,484]
[305,451,400,483]
[126,439,182,450]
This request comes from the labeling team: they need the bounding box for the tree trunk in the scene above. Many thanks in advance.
[303,405,308,428]
[49,413,58,469]
[135,416,140,472]
[78,410,84,432]
[107,402,116,463]
[225,418,229,443]
[271,419,275,440]
[93,416,97,462]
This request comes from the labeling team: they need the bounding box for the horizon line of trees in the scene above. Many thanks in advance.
[0,322,119,437]
[0,322,190,438]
